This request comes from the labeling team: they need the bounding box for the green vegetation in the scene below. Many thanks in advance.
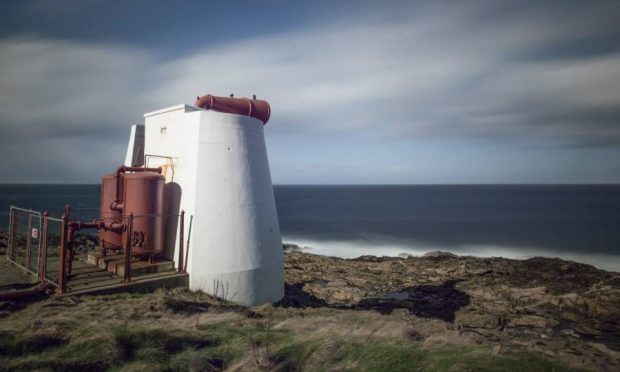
[0,322,581,371]
[308,341,582,372]
[0,288,584,371]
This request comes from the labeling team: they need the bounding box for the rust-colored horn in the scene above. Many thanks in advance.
[194,94,271,124]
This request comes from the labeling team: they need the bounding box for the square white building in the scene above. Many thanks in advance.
[124,104,284,306]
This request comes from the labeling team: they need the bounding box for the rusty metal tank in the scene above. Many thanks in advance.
[99,173,123,251]
[194,94,271,124]
[121,171,165,257]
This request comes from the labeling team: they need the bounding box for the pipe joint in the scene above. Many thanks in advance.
[110,201,124,212]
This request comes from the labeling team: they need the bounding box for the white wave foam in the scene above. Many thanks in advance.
[282,236,620,273]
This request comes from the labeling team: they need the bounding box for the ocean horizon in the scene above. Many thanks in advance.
[1,184,619,272]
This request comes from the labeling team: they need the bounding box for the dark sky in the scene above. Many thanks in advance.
[0,0,619,184]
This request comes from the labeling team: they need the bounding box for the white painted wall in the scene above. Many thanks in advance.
[124,124,145,166]
[140,104,284,306]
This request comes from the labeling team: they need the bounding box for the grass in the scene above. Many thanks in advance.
[0,288,586,371]
[112,327,216,363]
[308,340,583,372]
[0,330,69,356]
[0,320,583,372]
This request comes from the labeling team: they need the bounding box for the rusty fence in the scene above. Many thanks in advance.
[121,211,186,284]
[7,206,64,287]
[8,206,186,294]
[7,206,42,277]
[42,215,64,288]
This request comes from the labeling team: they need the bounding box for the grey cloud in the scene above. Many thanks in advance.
[0,1,619,182]
[145,6,620,145]
[0,38,151,143]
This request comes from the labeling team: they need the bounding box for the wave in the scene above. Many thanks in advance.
[282,236,620,273]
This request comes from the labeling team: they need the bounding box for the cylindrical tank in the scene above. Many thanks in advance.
[194,94,271,124]
[121,172,165,257]
[99,173,123,251]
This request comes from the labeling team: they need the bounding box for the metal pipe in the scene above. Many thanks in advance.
[65,217,125,270]
[0,281,49,301]
[69,219,122,232]
[66,218,126,233]
[39,211,48,282]
[61,211,126,275]
[184,214,193,273]
[65,217,76,277]
[103,221,125,231]
[8,207,15,258]
[69,221,103,230]
[178,210,184,273]
[64,205,73,279]
[67,241,74,275]
[124,213,133,283]
[110,201,124,212]
[59,205,69,294]
[25,213,32,271]
[194,94,271,124]
[66,225,74,276]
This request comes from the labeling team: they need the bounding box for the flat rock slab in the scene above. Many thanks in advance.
[281,246,620,369]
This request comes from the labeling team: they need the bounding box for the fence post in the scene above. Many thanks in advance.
[25,213,32,271]
[100,237,106,257]
[124,213,133,283]
[67,235,73,276]
[8,207,15,259]
[184,215,193,274]
[39,211,48,282]
[59,210,68,294]
[178,211,185,273]
[64,205,73,279]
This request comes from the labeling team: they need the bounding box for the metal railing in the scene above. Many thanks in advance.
[7,206,186,294]
[42,215,64,288]
[7,206,42,277]
[6,207,66,288]
[121,211,186,283]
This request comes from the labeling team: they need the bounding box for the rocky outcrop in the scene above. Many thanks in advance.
[281,245,620,369]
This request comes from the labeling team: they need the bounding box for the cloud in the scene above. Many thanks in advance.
[145,5,620,145]
[0,37,151,142]
[0,1,619,182]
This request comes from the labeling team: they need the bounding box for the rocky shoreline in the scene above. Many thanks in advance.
[1,232,619,369]
[281,244,620,369]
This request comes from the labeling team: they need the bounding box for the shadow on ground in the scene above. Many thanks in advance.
[276,283,329,309]
[0,292,49,317]
[276,280,470,323]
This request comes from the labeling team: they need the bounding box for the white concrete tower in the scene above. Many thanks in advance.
[126,99,284,306]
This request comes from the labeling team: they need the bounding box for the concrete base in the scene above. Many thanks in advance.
[191,261,284,306]
[87,253,175,277]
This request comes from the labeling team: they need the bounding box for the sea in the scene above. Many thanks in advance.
[1,184,619,272]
